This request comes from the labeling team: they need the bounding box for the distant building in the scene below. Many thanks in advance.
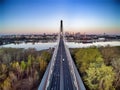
[98,38,105,41]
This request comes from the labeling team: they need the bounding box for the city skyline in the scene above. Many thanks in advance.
[0,0,120,34]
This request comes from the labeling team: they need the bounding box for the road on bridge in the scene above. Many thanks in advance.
[38,20,86,90]
[48,37,74,90]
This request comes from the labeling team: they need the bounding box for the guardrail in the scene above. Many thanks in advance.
[38,35,60,90]
[64,38,86,90]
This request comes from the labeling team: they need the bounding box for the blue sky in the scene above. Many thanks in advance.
[0,0,120,34]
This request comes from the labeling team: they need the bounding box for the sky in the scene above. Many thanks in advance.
[0,0,120,34]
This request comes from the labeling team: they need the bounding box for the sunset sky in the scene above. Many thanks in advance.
[0,0,120,34]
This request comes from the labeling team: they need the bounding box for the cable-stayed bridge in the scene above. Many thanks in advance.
[38,20,86,90]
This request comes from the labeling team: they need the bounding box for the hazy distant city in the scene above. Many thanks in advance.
[0,32,120,45]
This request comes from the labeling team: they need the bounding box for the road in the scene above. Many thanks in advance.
[49,37,74,90]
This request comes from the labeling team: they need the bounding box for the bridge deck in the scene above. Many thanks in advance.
[48,37,74,90]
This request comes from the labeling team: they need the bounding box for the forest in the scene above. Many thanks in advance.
[71,46,120,90]
[0,48,52,90]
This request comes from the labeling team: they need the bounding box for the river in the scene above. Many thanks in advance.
[0,41,120,50]
[66,41,120,48]
[0,42,57,50]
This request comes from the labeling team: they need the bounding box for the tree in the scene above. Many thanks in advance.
[72,47,117,90]
[0,64,7,74]
[75,48,102,73]
[0,64,7,81]
[84,62,115,90]
[11,61,22,79]
[41,51,51,63]
[111,58,120,89]
[27,55,32,67]
[0,48,52,90]
[20,61,26,71]
[3,54,11,64]
[8,71,17,88]
[100,46,118,65]
[1,77,12,90]
[38,56,47,73]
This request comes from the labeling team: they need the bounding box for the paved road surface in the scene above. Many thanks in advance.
[49,37,74,90]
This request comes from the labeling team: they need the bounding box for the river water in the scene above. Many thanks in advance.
[0,41,120,50]
[0,42,57,51]
[66,41,120,48]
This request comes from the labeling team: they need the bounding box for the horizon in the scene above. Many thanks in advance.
[0,0,120,34]
[0,30,120,36]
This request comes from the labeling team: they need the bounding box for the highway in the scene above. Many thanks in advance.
[48,37,74,90]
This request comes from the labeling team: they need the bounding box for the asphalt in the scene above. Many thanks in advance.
[49,37,74,90]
